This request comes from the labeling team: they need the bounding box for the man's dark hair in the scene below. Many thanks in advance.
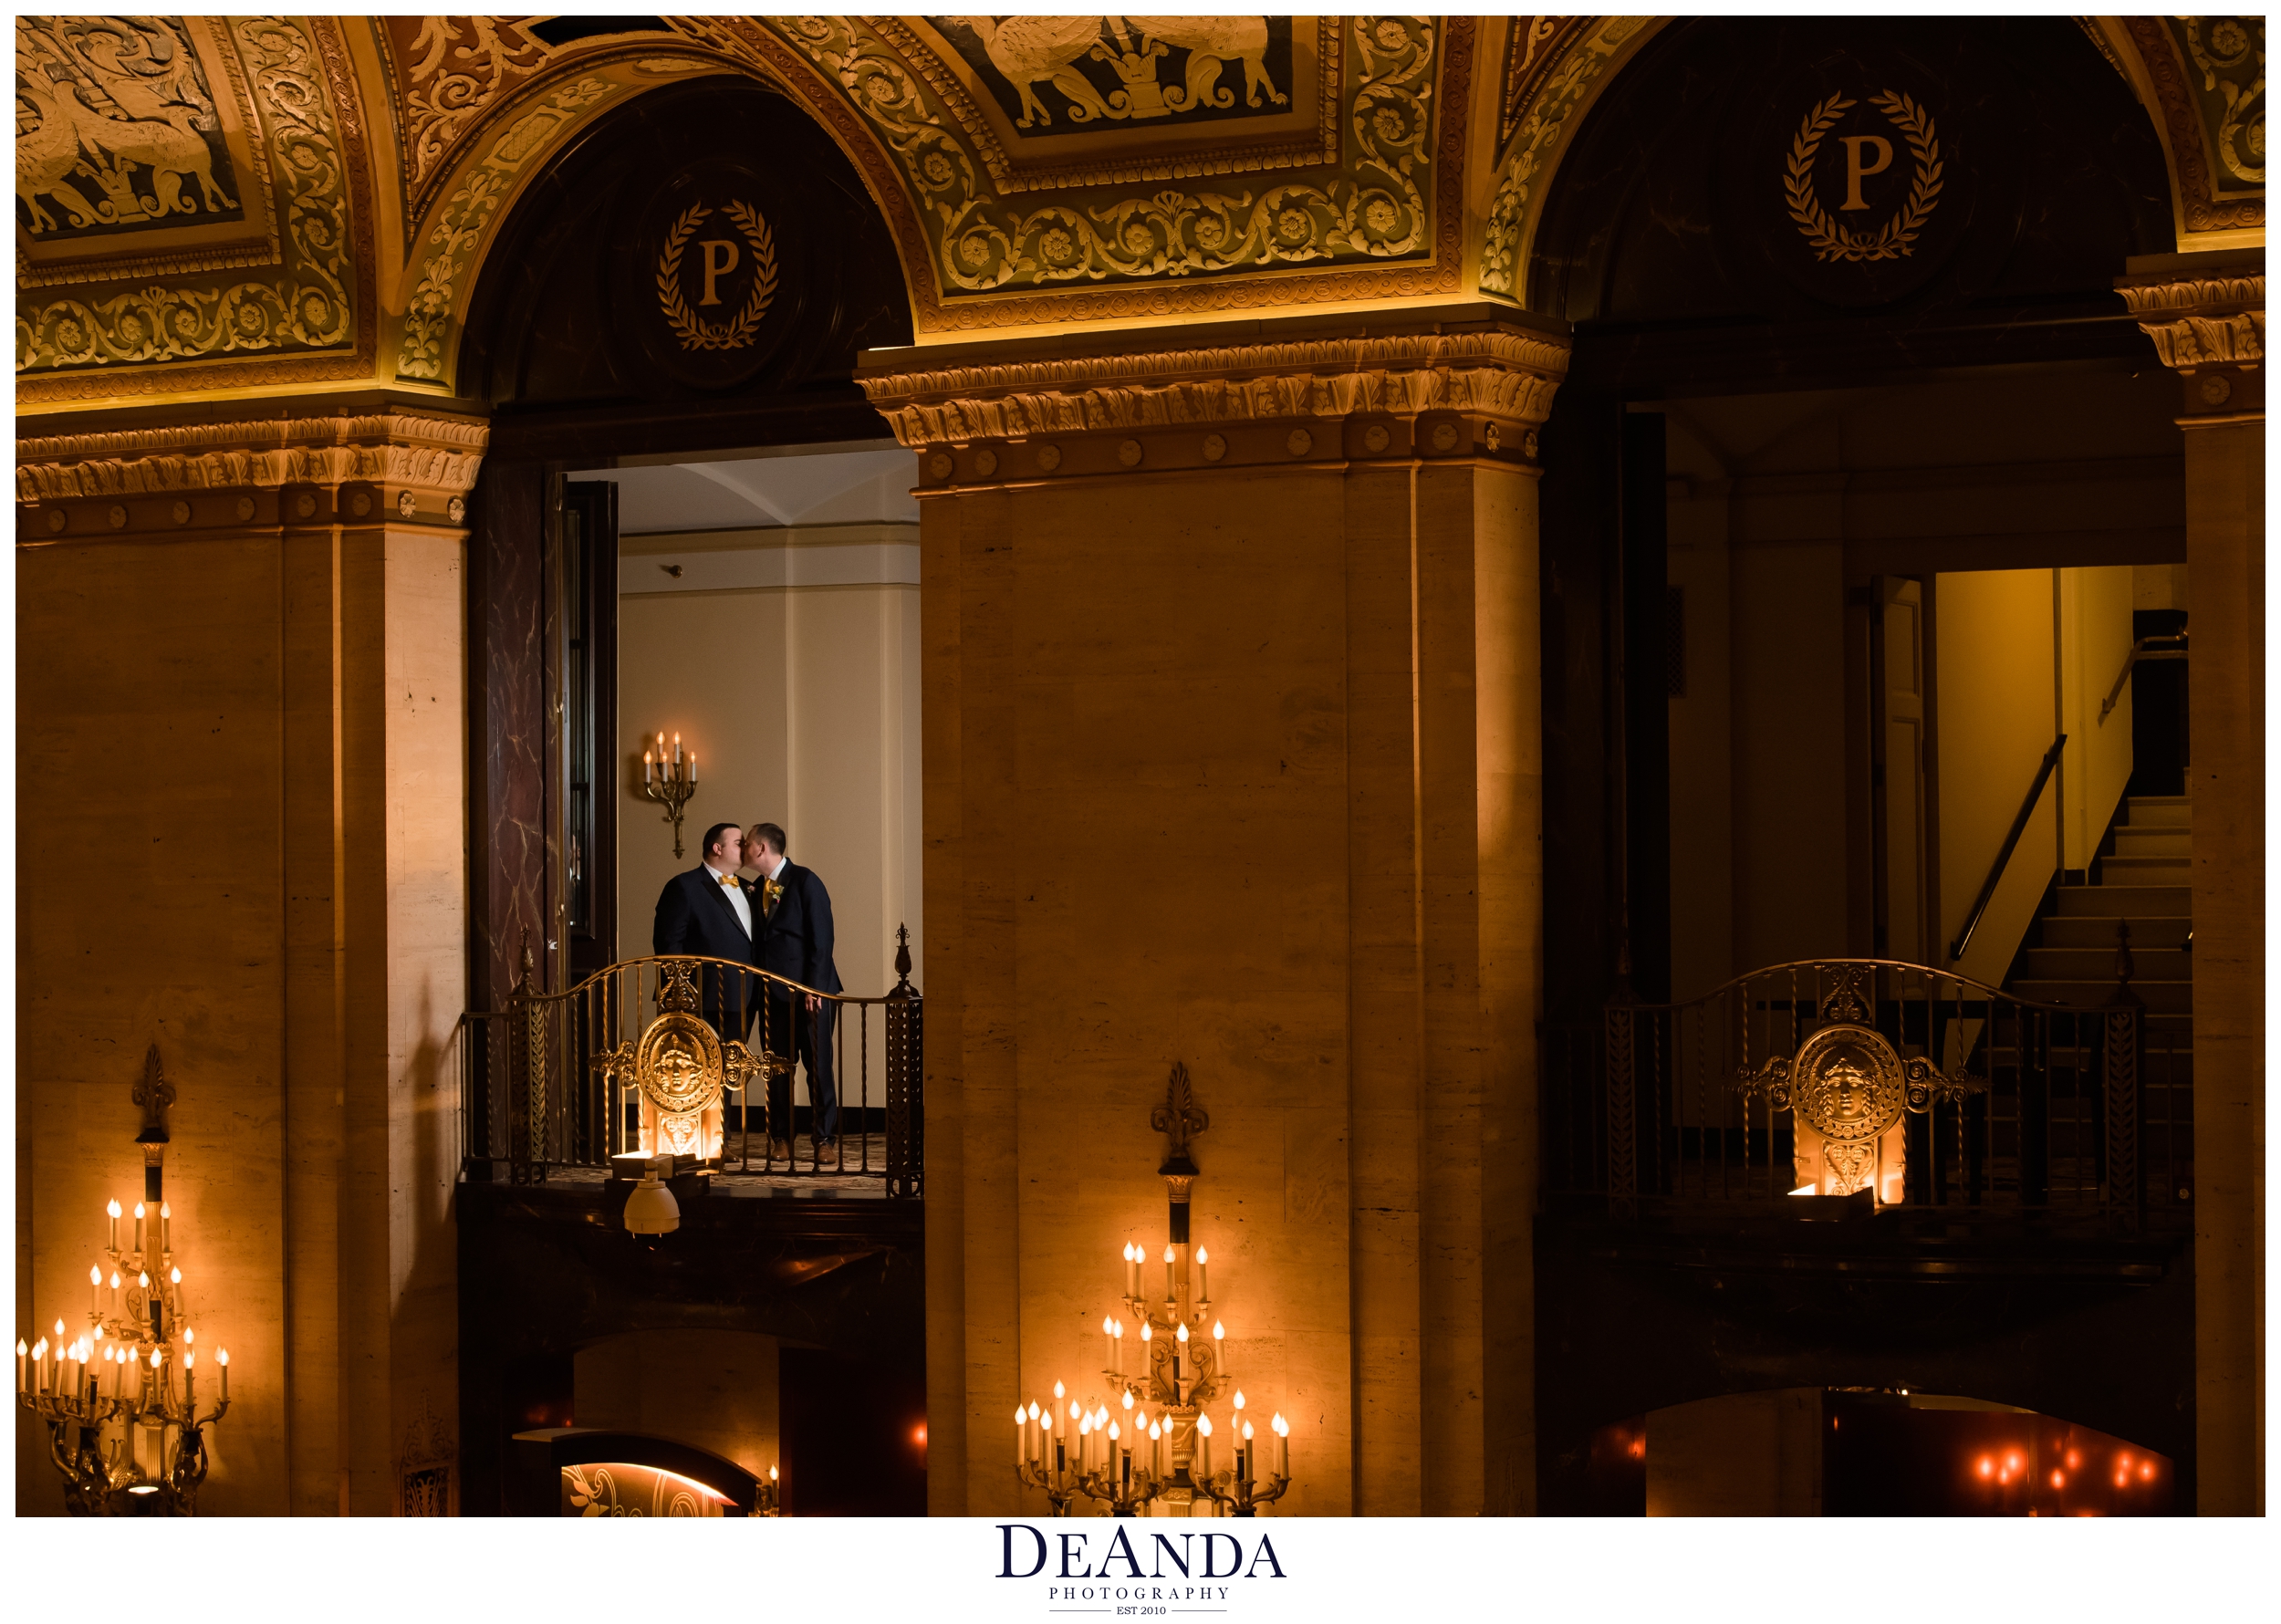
[750,822,787,859]
[701,822,740,861]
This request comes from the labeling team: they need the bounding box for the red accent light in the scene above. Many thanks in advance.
[2050,1470,2065,1489]
[912,1424,928,1446]
[2140,1463,2155,1481]
[1976,1457,1995,1479]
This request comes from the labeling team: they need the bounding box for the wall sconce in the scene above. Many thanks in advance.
[641,729,697,859]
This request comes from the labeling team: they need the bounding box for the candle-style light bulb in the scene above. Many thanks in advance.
[1233,1389,1245,1411]
[1176,1322,1190,1343]
[1162,1244,1176,1303]
[138,1271,150,1290]
[1195,1244,1210,1301]
[1053,1379,1065,1400]
[1140,1321,1152,1343]
[1122,1389,1134,1412]
[183,1327,193,1345]
[1027,1400,1040,1422]
[1068,1399,1080,1421]
[54,1318,65,1339]
[769,1466,778,1483]
[170,1266,181,1289]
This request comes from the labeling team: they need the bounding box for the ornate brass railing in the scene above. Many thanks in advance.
[458,931,922,1196]
[1547,957,2190,1221]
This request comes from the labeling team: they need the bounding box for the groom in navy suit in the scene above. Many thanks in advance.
[745,821,843,1154]
[651,821,762,1038]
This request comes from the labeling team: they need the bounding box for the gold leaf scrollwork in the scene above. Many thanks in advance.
[1478,16,1648,297]
[655,199,779,351]
[748,15,1438,297]
[397,75,622,380]
[1783,89,1944,264]
[16,16,354,377]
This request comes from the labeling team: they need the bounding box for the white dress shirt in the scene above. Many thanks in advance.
[704,860,753,937]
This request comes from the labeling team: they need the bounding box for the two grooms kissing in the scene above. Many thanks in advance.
[651,820,842,1159]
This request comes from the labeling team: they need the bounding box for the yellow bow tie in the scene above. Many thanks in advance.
[719,874,739,889]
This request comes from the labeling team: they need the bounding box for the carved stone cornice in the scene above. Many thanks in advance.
[859,322,1572,450]
[2116,274,2266,370]
[16,409,489,507]
[2116,255,2265,421]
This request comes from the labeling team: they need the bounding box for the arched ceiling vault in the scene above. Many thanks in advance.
[15,16,2263,411]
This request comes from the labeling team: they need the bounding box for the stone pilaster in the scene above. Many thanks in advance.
[16,399,482,1515]
[2118,250,2265,1515]
[860,301,1567,1515]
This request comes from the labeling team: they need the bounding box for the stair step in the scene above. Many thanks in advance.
[2014,978,2194,1014]
[2054,885,2191,917]
[2040,914,2192,949]
[2099,855,2192,884]
[2125,796,2192,827]
[2021,946,2193,982]
[2113,828,2192,858]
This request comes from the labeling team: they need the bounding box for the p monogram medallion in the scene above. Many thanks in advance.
[1784,90,1943,264]
[1740,48,1984,309]
[656,200,779,351]
[617,158,800,390]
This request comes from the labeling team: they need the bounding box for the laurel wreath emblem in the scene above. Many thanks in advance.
[656,200,779,350]
[1783,90,1943,263]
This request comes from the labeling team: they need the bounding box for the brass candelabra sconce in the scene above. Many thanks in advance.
[1016,1063,1296,1517]
[16,1047,233,1515]
[641,729,698,858]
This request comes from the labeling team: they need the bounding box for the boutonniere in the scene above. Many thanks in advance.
[763,879,785,910]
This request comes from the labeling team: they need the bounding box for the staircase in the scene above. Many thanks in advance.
[2008,796,2194,1204]
[2013,796,2192,1015]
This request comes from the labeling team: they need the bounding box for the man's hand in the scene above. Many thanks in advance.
[805,992,823,1015]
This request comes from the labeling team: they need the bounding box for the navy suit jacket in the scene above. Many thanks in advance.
[652,865,761,1021]
[755,860,842,994]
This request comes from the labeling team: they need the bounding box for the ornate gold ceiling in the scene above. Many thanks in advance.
[14,15,2265,407]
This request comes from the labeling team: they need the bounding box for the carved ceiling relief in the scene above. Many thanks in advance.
[2119,16,2264,238]
[1478,15,1657,299]
[388,16,1474,386]
[16,15,373,397]
[745,15,1449,300]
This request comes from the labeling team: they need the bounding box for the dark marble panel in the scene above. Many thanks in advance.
[470,458,547,1015]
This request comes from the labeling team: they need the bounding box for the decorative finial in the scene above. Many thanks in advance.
[133,1044,175,1145]
[1151,1061,1207,1177]
[894,922,912,988]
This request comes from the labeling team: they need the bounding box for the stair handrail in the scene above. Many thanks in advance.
[2098,633,2188,722]
[1948,733,2067,964]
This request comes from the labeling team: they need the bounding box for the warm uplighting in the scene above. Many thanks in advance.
[1790,1182,1818,1196]
[19,1151,233,1515]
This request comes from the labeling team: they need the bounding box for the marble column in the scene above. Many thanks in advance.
[860,302,1568,1515]
[2118,252,2265,1515]
[15,402,484,1515]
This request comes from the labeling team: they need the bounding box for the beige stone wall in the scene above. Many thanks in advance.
[901,376,1555,1517]
[16,413,475,1517]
